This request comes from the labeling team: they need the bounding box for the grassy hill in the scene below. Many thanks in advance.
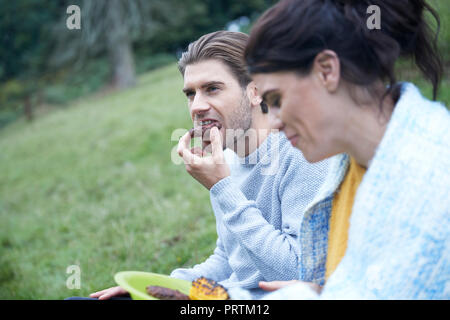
[0,61,449,299]
[0,64,217,299]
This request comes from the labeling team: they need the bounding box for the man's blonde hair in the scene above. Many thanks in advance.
[178,31,252,88]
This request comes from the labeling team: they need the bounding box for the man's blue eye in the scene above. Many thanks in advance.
[208,86,218,92]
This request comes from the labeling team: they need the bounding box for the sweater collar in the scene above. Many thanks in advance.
[237,130,281,166]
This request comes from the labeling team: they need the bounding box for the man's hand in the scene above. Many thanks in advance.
[177,126,230,190]
[89,286,130,300]
[259,280,323,294]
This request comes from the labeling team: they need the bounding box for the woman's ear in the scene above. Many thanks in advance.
[312,50,340,93]
[246,81,263,107]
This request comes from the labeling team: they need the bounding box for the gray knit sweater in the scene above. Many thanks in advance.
[170,132,330,298]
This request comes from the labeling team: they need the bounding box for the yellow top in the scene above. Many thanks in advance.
[325,157,367,280]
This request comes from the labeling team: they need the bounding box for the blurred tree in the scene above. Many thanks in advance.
[50,0,278,90]
[151,0,278,52]
[51,0,173,90]
[0,0,64,121]
[81,0,136,89]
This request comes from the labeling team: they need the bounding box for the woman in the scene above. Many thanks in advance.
[235,0,449,299]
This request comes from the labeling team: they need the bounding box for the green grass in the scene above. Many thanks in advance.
[0,62,449,299]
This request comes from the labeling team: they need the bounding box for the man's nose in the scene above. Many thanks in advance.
[190,93,210,116]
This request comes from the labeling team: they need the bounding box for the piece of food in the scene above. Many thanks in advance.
[146,285,190,300]
[201,122,222,138]
[189,122,222,139]
[189,277,229,300]
[189,127,196,138]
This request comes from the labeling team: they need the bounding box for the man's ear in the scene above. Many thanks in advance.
[312,50,340,93]
[246,81,262,107]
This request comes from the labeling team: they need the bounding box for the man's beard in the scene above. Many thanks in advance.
[225,92,253,150]
[199,92,252,153]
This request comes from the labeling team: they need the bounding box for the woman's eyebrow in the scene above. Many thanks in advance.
[262,89,278,101]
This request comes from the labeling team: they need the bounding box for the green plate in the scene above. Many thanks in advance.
[114,271,192,300]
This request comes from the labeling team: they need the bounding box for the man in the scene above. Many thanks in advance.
[90,31,330,300]
[172,31,331,299]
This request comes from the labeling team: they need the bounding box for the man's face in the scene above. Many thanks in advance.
[182,59,252,150]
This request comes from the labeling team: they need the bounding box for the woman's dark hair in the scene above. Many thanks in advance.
[245,0,443,101]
